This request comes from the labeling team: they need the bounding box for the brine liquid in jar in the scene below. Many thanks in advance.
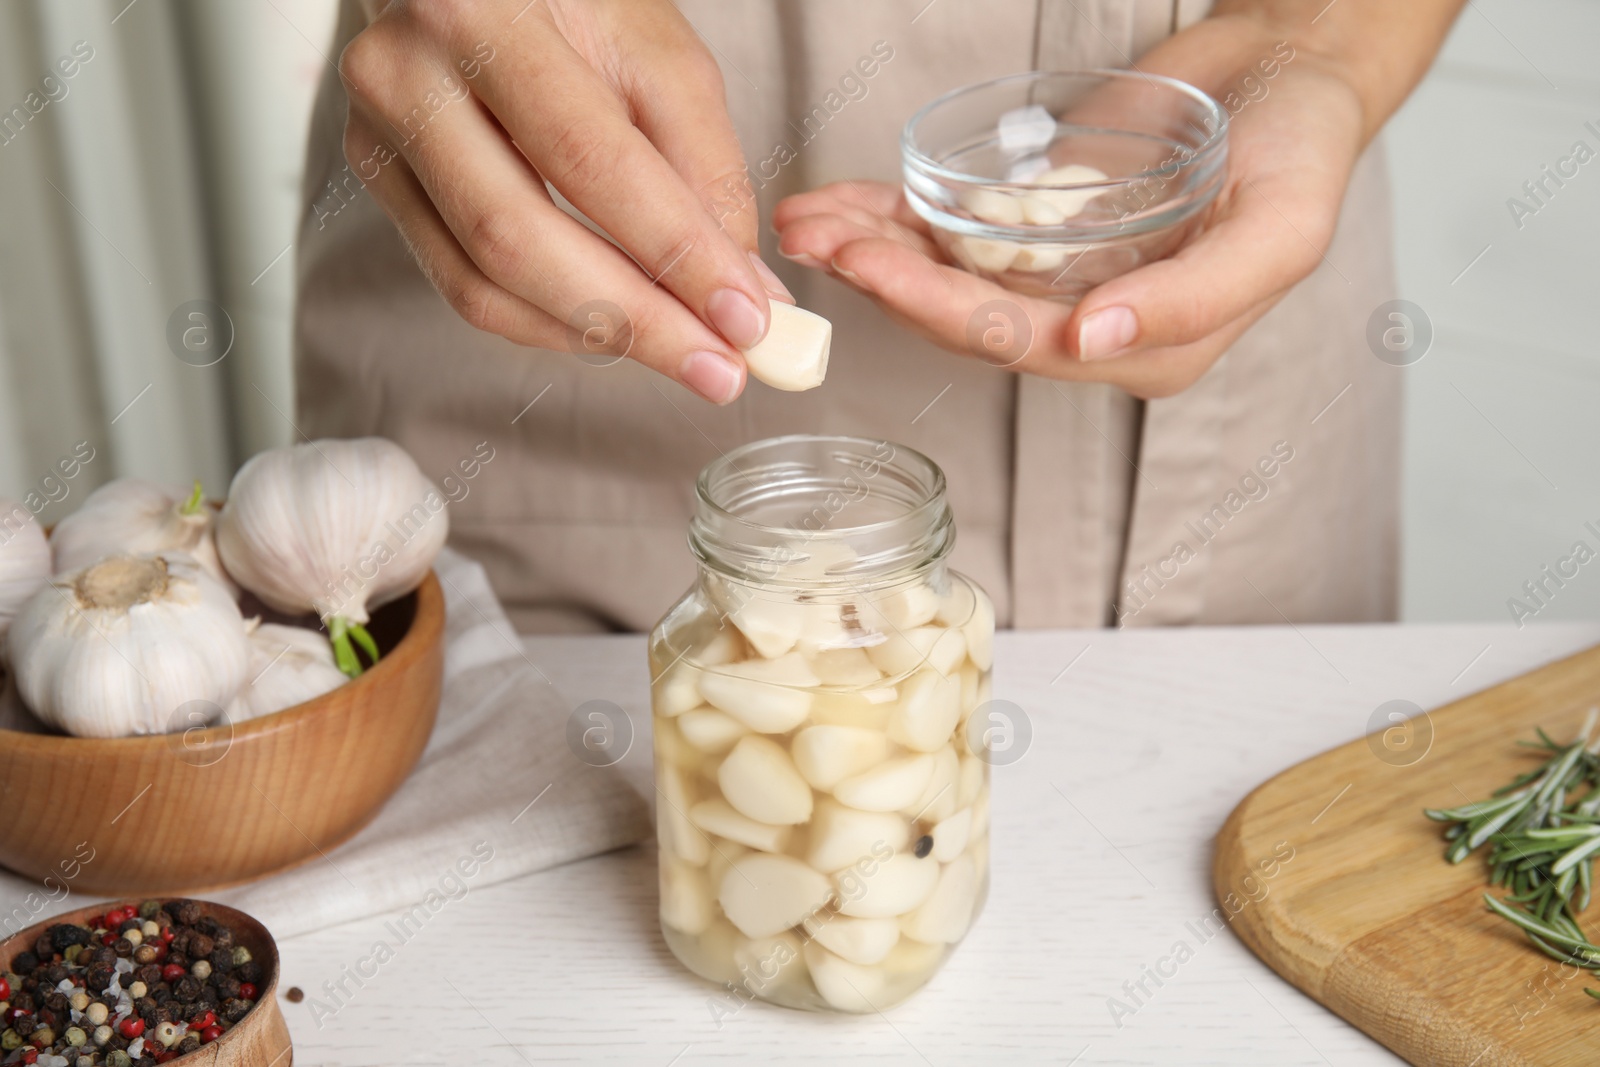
[648,435,994,1013]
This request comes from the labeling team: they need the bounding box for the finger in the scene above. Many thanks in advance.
[776,200,926,257]
[344,100,748,403]
[450,5,773,349]
[604,14,795,306]
[829,230,1282,397]
[777,210,942,268]
[1063,177,1333,361]
[773,180,927,236]
[344,113,564,348]
[615,29,755,249]
[1082,297,1274,399]
[826,236,1088,379]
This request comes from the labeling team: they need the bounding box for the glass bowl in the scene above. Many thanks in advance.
[902,70,1228,303]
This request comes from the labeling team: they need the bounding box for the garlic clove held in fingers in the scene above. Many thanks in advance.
[216,437,449,677]
[741,303,831,392]
[227,621,348,722]
[7,553,250,738]
[50,478,235,596]
[0,498,50,649]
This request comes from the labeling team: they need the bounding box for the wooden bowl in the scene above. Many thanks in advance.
[0,572,444,894]
[0,898,291,1065]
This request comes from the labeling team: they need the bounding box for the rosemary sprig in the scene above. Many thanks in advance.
[1426,708,1600,1001]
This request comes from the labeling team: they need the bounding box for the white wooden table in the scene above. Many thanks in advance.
[278,623,1600,1066]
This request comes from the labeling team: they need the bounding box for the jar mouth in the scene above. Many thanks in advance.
[690,435,954,589]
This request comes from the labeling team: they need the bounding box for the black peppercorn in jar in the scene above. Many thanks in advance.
[649,436,993,1013]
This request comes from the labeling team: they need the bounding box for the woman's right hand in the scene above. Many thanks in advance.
[339,0,788,403]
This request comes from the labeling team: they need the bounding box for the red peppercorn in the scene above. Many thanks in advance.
[119,1017,146,1039]
[101,934,117,947]
[160,927,175,943]
[154,1053,176,1064]
[20,1050,37,1065]
[200,1025,222,1044]
[190,1011,216,1030]
[0,975,9,999]
[238,982,257,1000]
[162,963,185,983]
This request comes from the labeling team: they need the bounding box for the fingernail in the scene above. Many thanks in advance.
[707,288,766,349]
[1078,306,1138,361]
[779,248,825,269]
[829,259,868,289]
[681,350,742,404]
[748,251,794,303]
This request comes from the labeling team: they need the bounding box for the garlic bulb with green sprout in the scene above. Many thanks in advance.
[7,553,250,738]
[50,478,235,595]
[227,620,348,721]
[0,498,50,647]
[216,437,449,677]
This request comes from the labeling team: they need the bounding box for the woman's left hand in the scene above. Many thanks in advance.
[772,16,1368,399]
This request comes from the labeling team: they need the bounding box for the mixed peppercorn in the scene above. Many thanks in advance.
[1,900,263,1066]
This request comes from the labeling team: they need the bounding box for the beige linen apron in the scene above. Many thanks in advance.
[295,0,1399,633]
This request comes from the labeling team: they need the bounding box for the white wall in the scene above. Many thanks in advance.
[1387,0,1600,623]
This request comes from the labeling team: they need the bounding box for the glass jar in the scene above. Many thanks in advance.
[649,435,993,1014]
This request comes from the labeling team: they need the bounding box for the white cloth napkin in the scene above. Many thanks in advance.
[0,548,652,939]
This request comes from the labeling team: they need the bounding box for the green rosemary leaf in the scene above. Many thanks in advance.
[1553,835,1600,876]
[1469,797,1538,850]
[1528,931,1600,970]
[1484,895,1600,961]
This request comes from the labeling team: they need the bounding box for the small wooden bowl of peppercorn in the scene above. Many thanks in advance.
[0,573,445,895]
[0,897,290,1066]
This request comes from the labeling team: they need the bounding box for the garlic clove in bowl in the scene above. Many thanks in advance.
[1028,163,1110,218]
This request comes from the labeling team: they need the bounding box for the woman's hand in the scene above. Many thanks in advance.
[340,0,790,403]
[773,8,1444,399]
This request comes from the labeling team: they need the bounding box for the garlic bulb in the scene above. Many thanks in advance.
[7,553,250,738]
[0,498,50,647]
[216,437,448,676]
[227,621,347,721]
[50,478,236,595]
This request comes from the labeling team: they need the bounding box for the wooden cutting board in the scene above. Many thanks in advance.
[1214,642,1600,1067]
